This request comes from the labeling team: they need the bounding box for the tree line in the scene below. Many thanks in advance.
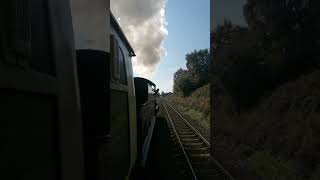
[173,49,210,96]
[211,0,320,109]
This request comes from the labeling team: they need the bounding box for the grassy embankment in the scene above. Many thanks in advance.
[212,70,320,180]
[166,84,210,136]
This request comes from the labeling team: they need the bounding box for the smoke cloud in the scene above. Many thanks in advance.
[111,0,168,78]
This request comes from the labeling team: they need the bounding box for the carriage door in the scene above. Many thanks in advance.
[109,34,131,179]
[0,1,84,180]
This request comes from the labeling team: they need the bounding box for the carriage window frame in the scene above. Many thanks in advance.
[2,0,55,76]
[2,0,31,66]
[148,84,154,94]
[110,34,129,92]
[118,47,128,85]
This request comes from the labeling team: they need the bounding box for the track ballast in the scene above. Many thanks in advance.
[162,99,235,180]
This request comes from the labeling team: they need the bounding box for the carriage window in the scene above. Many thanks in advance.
[119,47,127,85]
[2,1,54,75]
[148,85,154,94]
[3,1,31,65]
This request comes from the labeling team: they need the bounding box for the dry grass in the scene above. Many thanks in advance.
[166,84,210,135]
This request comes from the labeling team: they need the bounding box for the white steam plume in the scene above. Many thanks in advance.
[111,0,168,78]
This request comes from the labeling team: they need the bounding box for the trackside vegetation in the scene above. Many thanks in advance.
[169,0,320,179]
[211,0,320,179]
[167,49,210,138]
[166,84,210,139]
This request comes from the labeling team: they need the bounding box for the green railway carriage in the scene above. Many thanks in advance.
[1,1,158,180]
[108,14,159,179]
[109,12,138,179]
[75,9,159,180]
[1,1,85,179]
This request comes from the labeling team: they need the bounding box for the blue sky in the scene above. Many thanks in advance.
[151,0,210,93]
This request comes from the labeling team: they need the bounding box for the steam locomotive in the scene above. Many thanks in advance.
[1,1,158,180]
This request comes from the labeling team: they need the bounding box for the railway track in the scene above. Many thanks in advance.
[162,99,235,180]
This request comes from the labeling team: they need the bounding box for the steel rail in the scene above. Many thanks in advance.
[165,100,236,180]
[163,101,198,180]
[166,102,210,146]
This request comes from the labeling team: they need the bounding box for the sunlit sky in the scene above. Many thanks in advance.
[111,0,210,93]
[150,0,210,93]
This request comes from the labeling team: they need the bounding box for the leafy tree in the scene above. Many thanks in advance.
[173,68,195,96]
[186,49,210,88]
[173,49,210,96]
[174,68,188,82]
[212,20,274,108]
[212,0,320,109]
[243,0,320,77]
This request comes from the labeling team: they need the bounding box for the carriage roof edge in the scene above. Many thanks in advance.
[110,11,136,57]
